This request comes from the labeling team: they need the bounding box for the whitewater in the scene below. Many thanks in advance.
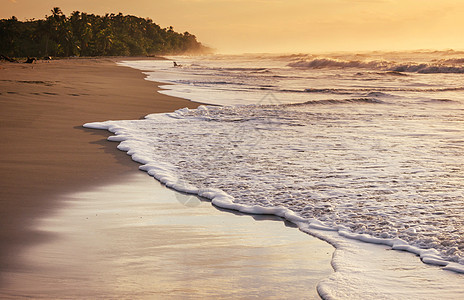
[85,51,464,299]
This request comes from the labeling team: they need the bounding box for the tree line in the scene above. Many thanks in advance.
[0,7,212,58]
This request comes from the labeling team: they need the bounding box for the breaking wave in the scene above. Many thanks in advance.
[302,87,464,96]
[285,98,386,106]
[289,57,464,74]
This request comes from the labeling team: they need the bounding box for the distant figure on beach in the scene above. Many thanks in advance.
[173,61,180,67]
[25,57,36,64]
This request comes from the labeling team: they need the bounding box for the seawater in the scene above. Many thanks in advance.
[86,52,464,298]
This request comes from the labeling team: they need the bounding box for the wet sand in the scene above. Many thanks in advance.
[0,57,202,274]
[1,172,333,299]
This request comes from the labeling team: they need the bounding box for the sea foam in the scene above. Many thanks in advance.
[84,103,464,273]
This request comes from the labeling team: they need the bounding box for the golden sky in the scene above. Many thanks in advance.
[3,0,464,53]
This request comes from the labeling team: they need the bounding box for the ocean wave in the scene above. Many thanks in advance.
[302,86,464,95]
[175,79,246,86]
[392,64,464,74]
[289,57,464,74]
[365,91,396,98]
[424,98,461,104]
[288,58,387,70]
[217,67,270,72]
[186,63,271,73]
[285,98,385,106]
[304,88,353,95]
[383,71,408,76]
[437,58,464,64]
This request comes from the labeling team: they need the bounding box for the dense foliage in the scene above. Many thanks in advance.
[0,7,211,57]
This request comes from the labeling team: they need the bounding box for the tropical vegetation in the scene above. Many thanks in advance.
[0,7,211,58]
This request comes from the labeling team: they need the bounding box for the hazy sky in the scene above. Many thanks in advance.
[3,0,464,53]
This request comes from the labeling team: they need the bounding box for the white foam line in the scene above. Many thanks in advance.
[83,116,464,276]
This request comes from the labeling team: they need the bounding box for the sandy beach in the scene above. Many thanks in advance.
[0,58,333,298]
[0,57,201,271]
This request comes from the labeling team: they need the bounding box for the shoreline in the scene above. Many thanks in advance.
[93,57,464,298]
[0,57,336,298]
[2,56,462,298]
[0,57,202,275]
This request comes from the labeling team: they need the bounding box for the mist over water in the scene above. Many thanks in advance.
[90,51,464,298]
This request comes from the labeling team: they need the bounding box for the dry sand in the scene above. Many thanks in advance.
[0,58,333,298]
